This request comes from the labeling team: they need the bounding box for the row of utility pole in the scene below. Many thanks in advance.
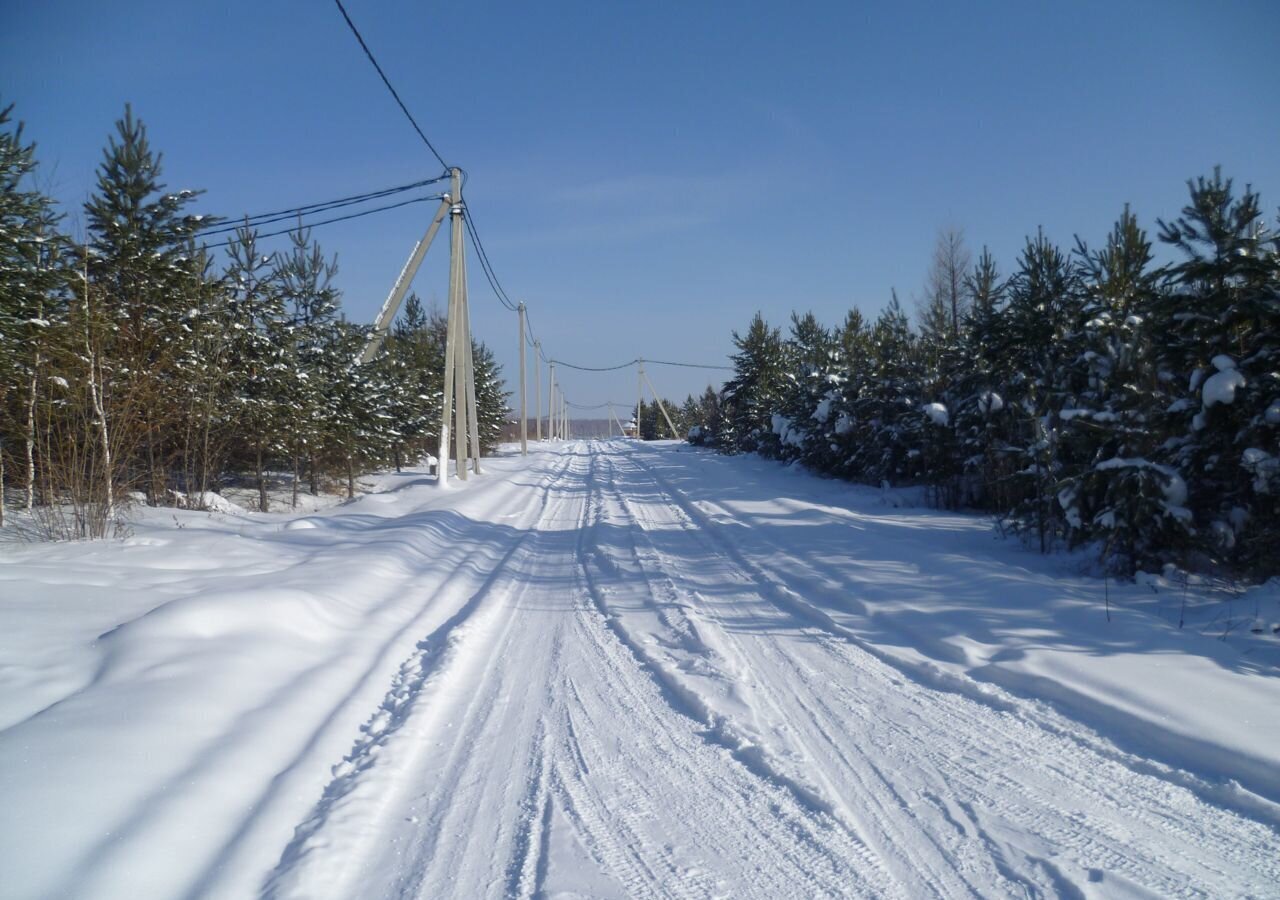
[362,168,684,488]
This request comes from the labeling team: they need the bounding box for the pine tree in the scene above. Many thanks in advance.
[863,292,922,486]
[1002,230,1084,550]
[274,223,340,501]
[1054,207,1190,573]
[83,104,215,504]
[223,225,289,510]
[721,313,787,455]
[0,101,67,522]
[826,309,872,479]
[1155,169,1280,573]
[773,311,835,466]
[949,248,1012,510]
[471,338,509,454]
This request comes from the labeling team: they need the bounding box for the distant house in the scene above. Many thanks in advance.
[624,419,639,438]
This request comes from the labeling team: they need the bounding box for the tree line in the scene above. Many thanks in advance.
[0,102,508,537]
[690,172,1278,578]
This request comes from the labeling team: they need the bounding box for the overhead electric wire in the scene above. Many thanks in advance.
[643,357,734,371]
[201,194,444,251]
[550,358,640,372]
[463,213,519,311]
[565,400,625,411]
[199,175,449,238]
[463,205,519,310]
[333,0,449,171]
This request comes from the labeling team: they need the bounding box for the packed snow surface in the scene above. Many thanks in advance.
[1,441,1278,899]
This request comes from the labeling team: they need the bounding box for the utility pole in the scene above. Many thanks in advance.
[518,303,528,455]
[548,363,556,440]
[439,168,465,486]
[637,359,645,440]
[607,403,613,438]
[462,248,482,476]
[533,340,542,442]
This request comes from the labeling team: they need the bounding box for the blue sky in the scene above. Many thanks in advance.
[4,0,1279,410]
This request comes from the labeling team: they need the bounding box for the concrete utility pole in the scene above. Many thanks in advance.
[462,246,482,476]
[637,359,645,440]
[518,303,527,455]
[439,170,464,486]
[534,341,542,442]
[548,364,556,440]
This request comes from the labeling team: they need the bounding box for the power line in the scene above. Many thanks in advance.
[201,194,444,251]
[199,175,449,238]
[565,400,627,411]
[644,357,734,371]
[333,0,449,171]
[551,357,639,372]
[463,212,519,311]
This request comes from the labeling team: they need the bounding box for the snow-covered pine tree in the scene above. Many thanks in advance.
[949,248,1013,510]
[721,313,787,455]
[827,309,872,480]
[772,311,835,467]
[170,245,236,506]
[860,292,922,486]
[0,101,67,522]
[223,225,289,510]
[83,104,216,506]
[471,338,509,454]
[1057,207,1190,573]
[380,293,444,469]
[1001,230,1084,551]
[274,223,340,501]
[1154,169,1280,574]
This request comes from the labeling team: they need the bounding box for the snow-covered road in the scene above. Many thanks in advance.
[2,441,1278,898]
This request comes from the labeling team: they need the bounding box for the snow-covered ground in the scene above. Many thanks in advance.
[1,440,1277,899]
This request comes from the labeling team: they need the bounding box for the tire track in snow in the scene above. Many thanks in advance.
[261,453,578,899]
[595,446,989,898]
[574,442,895,898]
[619,441,1280,897]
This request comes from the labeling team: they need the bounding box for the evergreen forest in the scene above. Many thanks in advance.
[689,175,1279,579]
[0,103,508,537]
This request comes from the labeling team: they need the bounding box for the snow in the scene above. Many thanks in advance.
[1242,448,1277,494]
[921,401,948,426]
[1095,456,1189,508]
[812,396,833,423]
[1,442,1278,898]
[977,391,1003,415]
[1211,353,1237,371]
[1202,368,1247,407]
[1266,401,1280,425]
[770,413,804,447]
